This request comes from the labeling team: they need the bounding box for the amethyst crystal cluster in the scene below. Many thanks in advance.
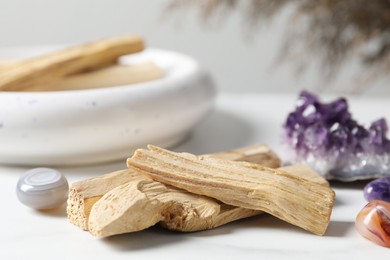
[283,91,390,181]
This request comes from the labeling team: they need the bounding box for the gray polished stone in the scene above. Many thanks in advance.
[16,168,68,209]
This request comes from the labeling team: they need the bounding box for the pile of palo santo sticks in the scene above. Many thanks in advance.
[67,144,335,237]
[0,35,163,91]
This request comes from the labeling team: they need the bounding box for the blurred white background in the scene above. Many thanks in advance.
[0,0,388,95]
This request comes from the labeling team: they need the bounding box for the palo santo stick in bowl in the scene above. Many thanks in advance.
[0,35,144,91]
[67,144,281,231]
[127,145,335,236]
[23,62,163,91]
[87,164,327,237]
[0,60,19,71]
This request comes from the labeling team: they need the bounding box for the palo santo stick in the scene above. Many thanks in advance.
[88,165,327,237]
[201,144,281,166]
[22,63,163,91]
[0,35,144,91]
[127,145,335,236]
[67,169,144,230]
[88,177,258,237]
[67,144,281,231]
[280,164,329,187]
[0,60,19,70]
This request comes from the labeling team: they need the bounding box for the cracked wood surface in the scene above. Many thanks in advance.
[127,145,335,236]
[67,144,281,231]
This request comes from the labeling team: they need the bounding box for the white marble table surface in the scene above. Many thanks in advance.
[1,92,389,259]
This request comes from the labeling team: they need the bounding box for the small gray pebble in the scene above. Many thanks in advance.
[16,168,69,209]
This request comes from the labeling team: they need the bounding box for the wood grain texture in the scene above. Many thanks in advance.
[88,164,327,237]
[67,144,281,231]
[22,63,163,91]
[88,177,259,237]
[127,145,335,235]
[67,169,144,230]
[0,35,144,91]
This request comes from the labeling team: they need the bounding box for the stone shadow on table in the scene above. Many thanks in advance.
[330,180,371,190]
[32,203,67,218]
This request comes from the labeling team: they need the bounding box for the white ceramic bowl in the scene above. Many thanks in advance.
[0,48,216,166]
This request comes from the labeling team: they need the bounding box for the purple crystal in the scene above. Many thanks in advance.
[282,91,390,181]
[296,90,318,110]
[364,177,390,202]
[303,123,328,150]
[369,119,390,154]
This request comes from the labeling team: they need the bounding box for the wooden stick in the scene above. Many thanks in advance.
[201,144,281,166]
[0,35,144,91]
[0,60,19,70]
[88,175,258,237]
[87,165,327,237]
[22,63,163,91]
[67,169,144,230]
[127,145,335,235]
[67,144,281,231]
[68,144,330,237]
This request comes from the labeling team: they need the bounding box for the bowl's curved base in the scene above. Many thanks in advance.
[0,132,189,167]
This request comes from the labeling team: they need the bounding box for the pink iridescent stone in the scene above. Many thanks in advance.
[355,200,390,247]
